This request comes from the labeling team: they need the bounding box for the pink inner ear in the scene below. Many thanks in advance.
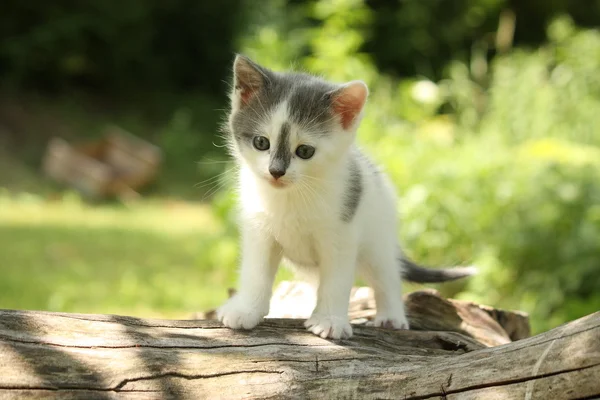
[331,82,368,130]
[234,56,264,107]
[239,85,257,105]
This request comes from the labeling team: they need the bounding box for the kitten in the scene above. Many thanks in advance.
[217,55,475,339]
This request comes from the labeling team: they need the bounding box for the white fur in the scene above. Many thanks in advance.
[217,89,410,339]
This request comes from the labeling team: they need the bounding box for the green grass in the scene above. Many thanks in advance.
[0,192,244,319]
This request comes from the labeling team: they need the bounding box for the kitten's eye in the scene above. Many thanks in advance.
[252,136,270,151]
[295,144,315,159]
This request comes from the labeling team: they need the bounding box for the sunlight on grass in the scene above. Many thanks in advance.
[0,192,239,319]
[0,192,219,233]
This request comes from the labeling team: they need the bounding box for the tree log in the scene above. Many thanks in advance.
[0,296,598,399]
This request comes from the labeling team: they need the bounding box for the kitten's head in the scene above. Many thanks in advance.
[226,55,368,189]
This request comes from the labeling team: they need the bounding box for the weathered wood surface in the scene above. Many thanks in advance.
[0,304,598,399]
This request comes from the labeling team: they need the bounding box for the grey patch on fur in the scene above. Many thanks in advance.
[400,255,477,283]
[230,62,289,146]
[229,57,341,147]
[354,149,380,177]
[341,155,363,222]
[364,156,380,176]
[287,77,338,135]
[270,122,292,175]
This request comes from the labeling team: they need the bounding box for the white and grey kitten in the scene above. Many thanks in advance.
[217,55,475,339]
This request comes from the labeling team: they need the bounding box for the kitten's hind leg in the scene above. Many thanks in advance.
[361,251,409,330]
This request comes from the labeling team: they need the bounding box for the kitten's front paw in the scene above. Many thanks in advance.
[217,296,267,330]
[374,313,409,330]
[304,314,352,339]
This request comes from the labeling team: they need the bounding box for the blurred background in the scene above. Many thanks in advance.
[1,0,599,334]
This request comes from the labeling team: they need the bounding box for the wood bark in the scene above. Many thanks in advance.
[0,291,597,399]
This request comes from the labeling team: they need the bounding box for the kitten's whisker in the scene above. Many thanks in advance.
[299,181,314,215]
[221,79,234,90]
[295,181,310,216]
[194,167,236,188]
[301,174,327,183]
[194,175,226,189]
[306,186,330,213]
[212,141,229,148]
[297,177,331,214]
[202,176,234,200]
[199,180,225,200]
[195,159,232,165]
[301,174,333,189]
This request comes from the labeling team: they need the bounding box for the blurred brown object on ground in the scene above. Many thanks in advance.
[42,126,161,200]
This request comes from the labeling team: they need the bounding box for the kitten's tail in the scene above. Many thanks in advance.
[400,256,477,283]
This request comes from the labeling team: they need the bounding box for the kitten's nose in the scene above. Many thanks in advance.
[269,168,286,180]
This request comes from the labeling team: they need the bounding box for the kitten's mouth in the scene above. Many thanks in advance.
[267,178,288,188]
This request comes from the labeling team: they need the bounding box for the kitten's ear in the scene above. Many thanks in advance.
[232,55,269,108]
[329,81,369,130]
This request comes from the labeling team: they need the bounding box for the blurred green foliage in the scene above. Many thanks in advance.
[365,0,600,80]
[0,0,246,94]
[0,0,598,333]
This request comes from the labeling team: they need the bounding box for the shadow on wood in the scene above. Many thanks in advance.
[0,290,598,399]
